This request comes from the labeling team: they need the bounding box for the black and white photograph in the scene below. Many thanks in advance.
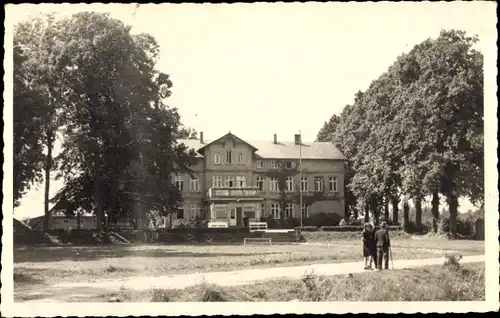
[2,2,498,316]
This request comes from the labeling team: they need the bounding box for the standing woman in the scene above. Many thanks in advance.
[362,223,375,269]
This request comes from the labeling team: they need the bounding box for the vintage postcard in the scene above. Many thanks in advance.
[2,2,498,316]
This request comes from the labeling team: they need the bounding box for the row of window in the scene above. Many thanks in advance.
[212,176,247,188]
[266,203,310,219]
[177,203,310,220]
[256,160,296,169]
[176,203,202,219]
[174,176,201,192]
[255,176,338,192]
[213,150,245,165]
[174,175,339,192]
[212,152,297,170]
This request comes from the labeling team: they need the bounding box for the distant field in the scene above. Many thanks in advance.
[14,238,484,288]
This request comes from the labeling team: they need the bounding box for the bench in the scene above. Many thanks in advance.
[249,222,268,232]
[243,237,272,246]
[208,221,229,228]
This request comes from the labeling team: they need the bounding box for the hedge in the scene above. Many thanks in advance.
[294,225,403,232]
[294,226,319,232]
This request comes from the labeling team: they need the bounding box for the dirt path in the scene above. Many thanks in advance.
[15,254,484,302]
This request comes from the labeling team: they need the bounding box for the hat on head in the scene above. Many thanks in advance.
[381,221,388,228]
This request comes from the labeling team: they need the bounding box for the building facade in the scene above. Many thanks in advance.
[174,132,347,227]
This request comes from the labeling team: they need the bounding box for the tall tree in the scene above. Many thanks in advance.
[13,45,46,207]
[14,15,66,228]
[316,114,341,143]
[178,127,199,140]
[35,12,197,232]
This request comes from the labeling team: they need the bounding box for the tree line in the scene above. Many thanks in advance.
[316,30,484,236]
[13,12,199,232]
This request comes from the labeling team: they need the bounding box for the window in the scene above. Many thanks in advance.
[174,175,184,191]
[236,176,246,188]
[212,176,223,188]
[329,176,338,192]
[190,177,200,192]
[271,203,280,219]
[238,153,244,164]
[226,150,232,164]
[256,161,263,168]
[176,207,184,219]
[285,176,294,192]
[214,153,221,165]
[190,204,200,218]
[269,177,279,192]
[256,176,264,191]
[284,203,293,218]
[260,203,265,216]
[271,160,278,168]
[301,204,310,219]
[225,176,234,188]
[214,204,228,219]
[314,177,324,191]
[314,176,323,191]
[300,176,308,191]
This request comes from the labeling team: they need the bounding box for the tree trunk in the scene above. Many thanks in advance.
[403,201,410,232]
[415,197,422,232]
[94,149,104,232]
[75,209,80,229]
[431,191,440,233]
[384,197,390,222]
[364,201,370,223]
[391,197,399,225]
[43,128,53,231]
[447,192,459,237]
[370,197,379,225]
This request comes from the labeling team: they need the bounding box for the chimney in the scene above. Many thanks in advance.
[273,134,278,144]
[294,134,301,145]
[200,131,204,144]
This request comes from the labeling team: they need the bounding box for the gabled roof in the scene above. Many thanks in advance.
[178,134,346,160]
[198,132,258,152]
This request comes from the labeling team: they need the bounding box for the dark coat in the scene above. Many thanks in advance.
[362,229,376,257]
[374,228,391,248]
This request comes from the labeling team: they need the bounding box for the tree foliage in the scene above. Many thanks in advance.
[317,29,483,235]
[13,44,46,207]
[14,12,198,231]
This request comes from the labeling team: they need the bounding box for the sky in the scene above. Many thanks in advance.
[5,2,497,220]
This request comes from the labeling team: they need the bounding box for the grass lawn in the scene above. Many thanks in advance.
[14,238,484,288]
[62,262,486,302]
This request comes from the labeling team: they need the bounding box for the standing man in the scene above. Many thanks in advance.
[374,221,391,270]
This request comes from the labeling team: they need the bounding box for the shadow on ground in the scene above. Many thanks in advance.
[14,246,278,263]
[13,272,47,285]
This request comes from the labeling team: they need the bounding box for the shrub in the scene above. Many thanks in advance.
[166,227,249,234]
[443,253,463,271]
[200,285,229,302]
[265,215,278,229]
[438,216,476,236]
[294,226,319,232]
[149,289,171,302]
[171,218,208,229]
[306,212,343,227]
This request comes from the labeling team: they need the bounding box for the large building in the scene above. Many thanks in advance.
[175,132,347,227]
